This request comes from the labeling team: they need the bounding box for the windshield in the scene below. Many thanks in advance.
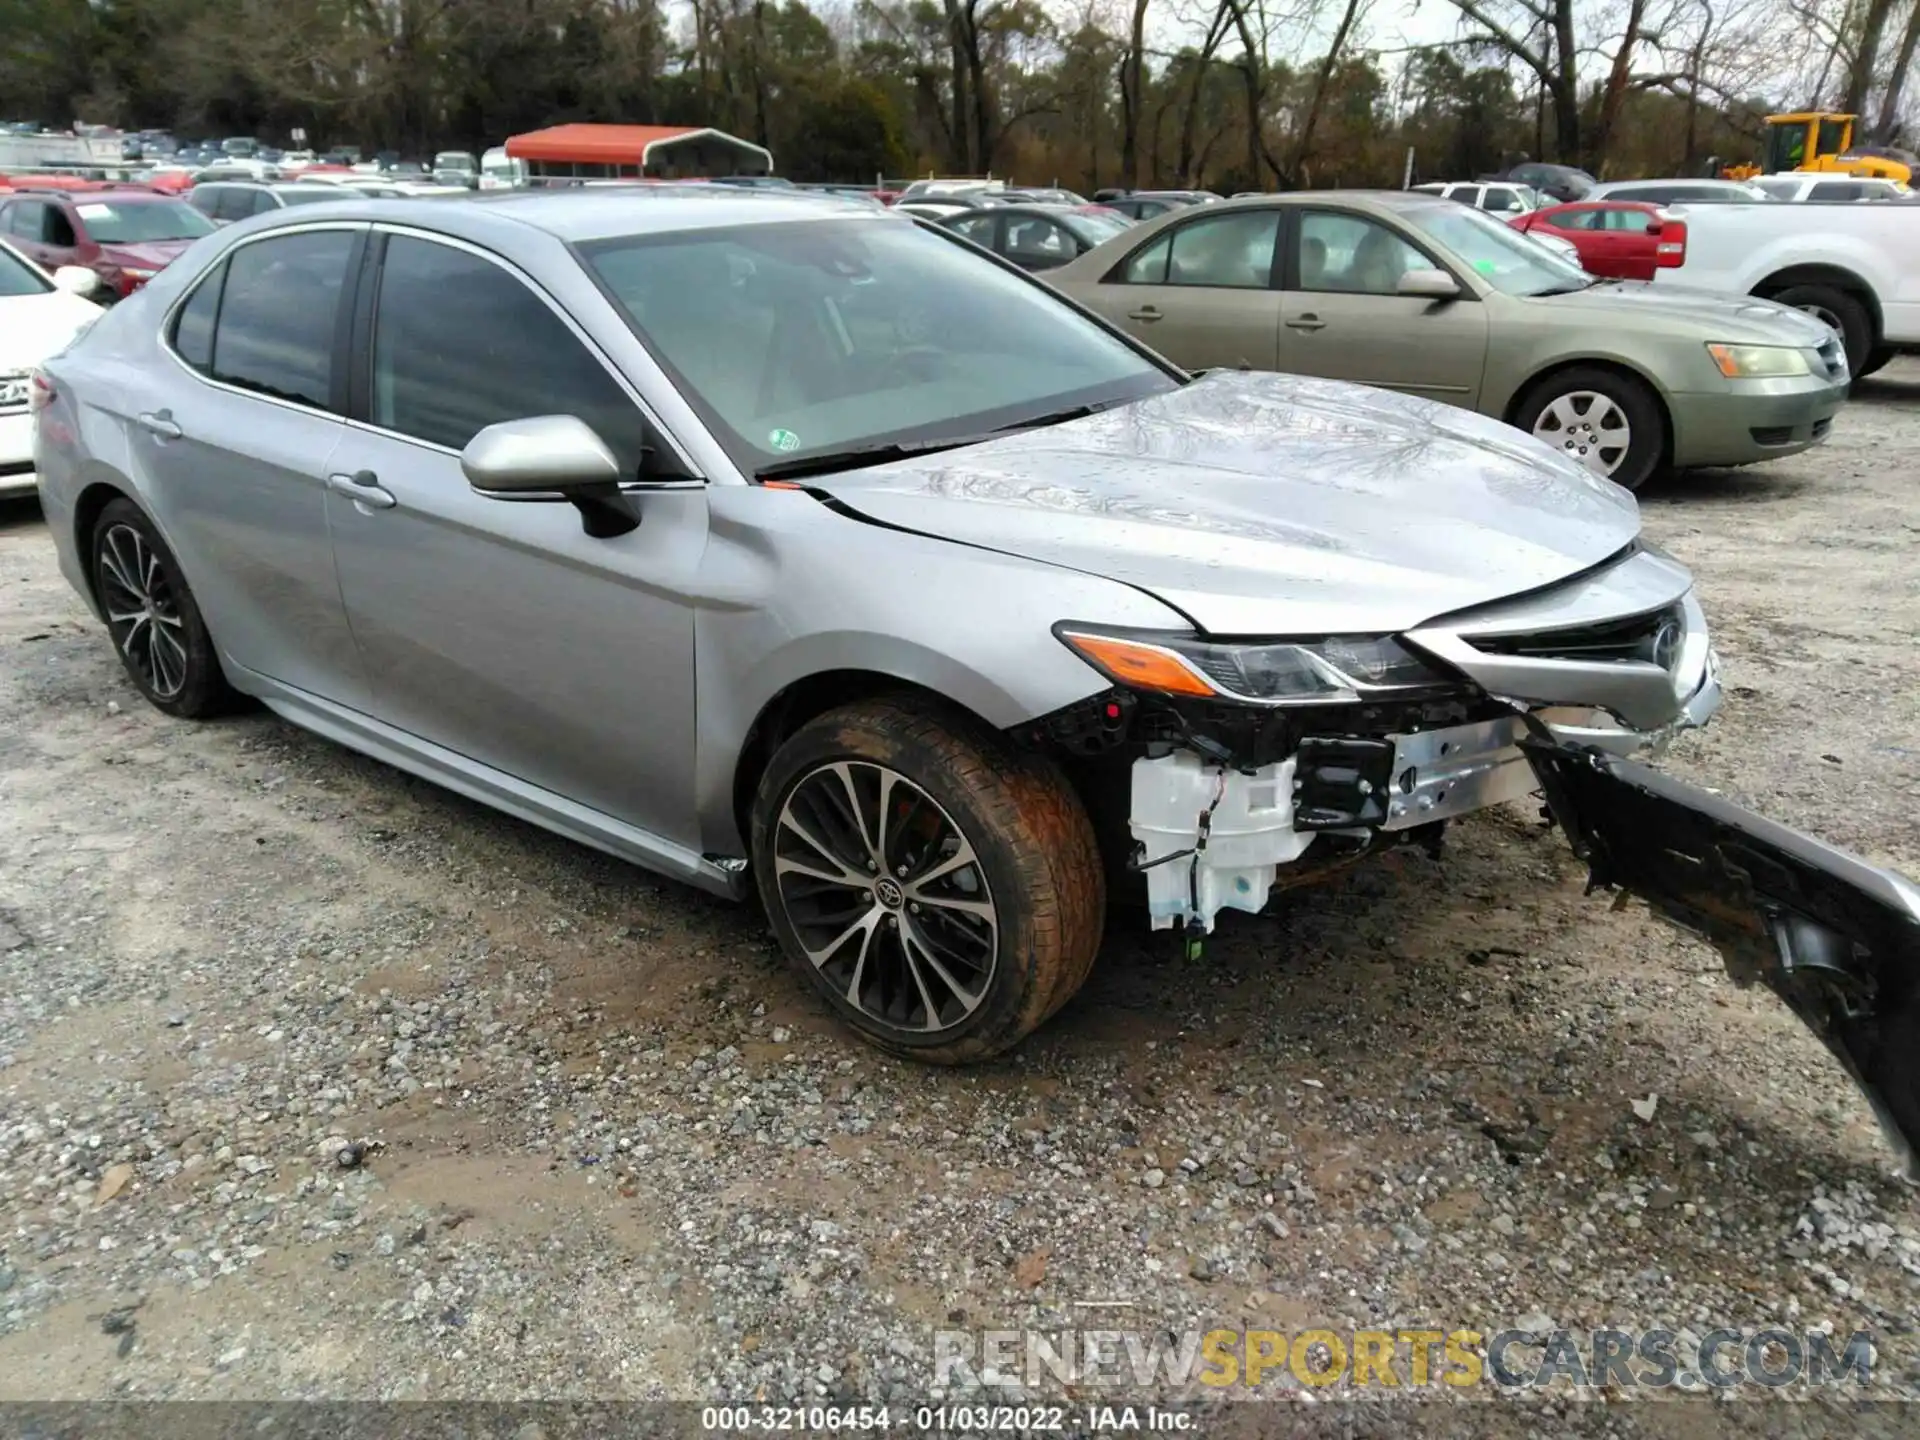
[77,198,214,243]
[1402,202,1590,297]
[1060,210,1133,245]
[434,153,473,169]
[1754,178,1800,199]
[581,217,1176,474]
[0,244,51,296]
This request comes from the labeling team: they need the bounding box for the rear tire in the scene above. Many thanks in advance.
[91,498,236,718]
[750,695,1104,1063]
[1772,283,1871,377]
[1514,366,1667,492]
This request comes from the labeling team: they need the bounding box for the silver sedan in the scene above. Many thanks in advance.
[29,191,1920,1173]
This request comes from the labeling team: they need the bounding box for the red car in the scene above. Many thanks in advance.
[0,186,216,300]
[1508,201,1687,281]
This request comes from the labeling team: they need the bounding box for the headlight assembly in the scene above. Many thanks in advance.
[1055,625,1456,705]
[1706,343,1813,379]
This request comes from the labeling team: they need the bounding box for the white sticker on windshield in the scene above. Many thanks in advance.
[768,428,801,452]
[76,203,114,220]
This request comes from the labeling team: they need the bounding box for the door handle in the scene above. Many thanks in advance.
[136,410,182,440]
[1286,314,1327,332]
[327,470,396,509]
[1126,305,1163,322]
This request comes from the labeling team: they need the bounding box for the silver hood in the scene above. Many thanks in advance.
[811,371,1640,636]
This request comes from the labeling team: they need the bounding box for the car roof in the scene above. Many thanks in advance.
[1593,178,1750,191]
[233,186,900,244]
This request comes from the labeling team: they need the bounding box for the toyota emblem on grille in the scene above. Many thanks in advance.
[1649,616,1683,671]
[0,379,27,410]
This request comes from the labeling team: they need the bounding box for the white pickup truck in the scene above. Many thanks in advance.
[1654,200,1919,378]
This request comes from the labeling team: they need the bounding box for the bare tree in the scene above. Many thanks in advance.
[1445,0,1581,161]
[1590,0,1656,168]
[1172,0,1235,183]
[1840,0,1901,115]
[1287,0,1368,178]
[1118,0,1152,185]
[1874,0,1920,138]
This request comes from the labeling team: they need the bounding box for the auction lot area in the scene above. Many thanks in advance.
[3,366,1920,1434]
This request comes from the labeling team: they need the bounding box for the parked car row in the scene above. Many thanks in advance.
[22,185,1920,1191]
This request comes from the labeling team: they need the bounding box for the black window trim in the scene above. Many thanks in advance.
[1278,204,1477,299]
[341,223,701,482]
[157,220,368,421]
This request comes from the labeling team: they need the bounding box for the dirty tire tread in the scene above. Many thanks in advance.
[92,498,238,720]
[751,694,1104,1064]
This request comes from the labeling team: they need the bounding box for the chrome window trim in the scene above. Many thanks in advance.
[156,218,366,424]
[356,222,704,481]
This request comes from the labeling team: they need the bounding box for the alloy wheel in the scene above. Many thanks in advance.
[1532,390,1631,478]
[772,761,998,1036]
[98,523,190,699]
[1793,302,1843,336]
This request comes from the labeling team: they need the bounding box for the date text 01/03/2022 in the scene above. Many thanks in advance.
[699,1404,1177,1432]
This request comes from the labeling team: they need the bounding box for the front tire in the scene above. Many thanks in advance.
[1772,283,1870,377]
[750,695,1104,1063]
[1515,365,1667,492]
[91,497,235,718]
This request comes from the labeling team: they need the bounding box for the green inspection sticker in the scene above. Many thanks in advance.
[768,428,801,452]
[1473,259,1498,275]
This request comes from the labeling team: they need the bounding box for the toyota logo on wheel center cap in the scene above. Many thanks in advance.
[874,877,905,909]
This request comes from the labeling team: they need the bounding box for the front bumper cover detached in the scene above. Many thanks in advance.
[1526,739,1920,1179]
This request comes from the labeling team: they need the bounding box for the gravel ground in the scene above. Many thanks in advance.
[2,364,1919,1434]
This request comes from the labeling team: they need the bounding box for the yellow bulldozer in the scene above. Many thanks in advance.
[1721,112,1914,183]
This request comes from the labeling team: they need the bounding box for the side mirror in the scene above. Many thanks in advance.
[463,414,690,538]
[1396,267,1461,300]
[53,266,104,297]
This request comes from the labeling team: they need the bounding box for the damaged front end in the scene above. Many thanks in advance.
[1028,545,1723,936]
[1526,740,1920,1178]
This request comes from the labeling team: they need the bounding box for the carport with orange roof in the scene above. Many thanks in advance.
[503,124,775,183]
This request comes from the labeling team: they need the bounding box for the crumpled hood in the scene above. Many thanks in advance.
[811,371,1641,636]
[1551,279,1835,345]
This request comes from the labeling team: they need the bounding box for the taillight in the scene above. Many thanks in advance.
[1655,219,1687,268]
[27,371,54,414]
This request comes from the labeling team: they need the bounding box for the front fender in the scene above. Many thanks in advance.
[690,484,1193,858]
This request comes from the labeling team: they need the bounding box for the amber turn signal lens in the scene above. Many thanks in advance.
[1059,631,1219,698]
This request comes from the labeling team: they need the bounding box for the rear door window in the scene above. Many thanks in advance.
[1164,210,1280,288]
[207,231,355,410]
[170,261,226,372]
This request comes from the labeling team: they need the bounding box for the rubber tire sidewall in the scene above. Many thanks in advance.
[1773,283,1870,378]
[1857,346,1894,381]
[1515,366,1666,492]
[92,497,234,718]
[749,696,1103,1064]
